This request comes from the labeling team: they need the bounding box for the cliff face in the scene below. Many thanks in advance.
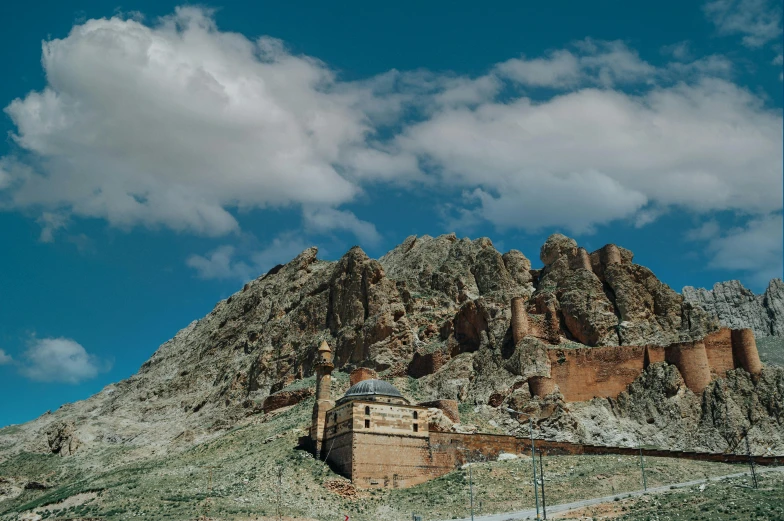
[0,234,781,463]
[682,279,784,337]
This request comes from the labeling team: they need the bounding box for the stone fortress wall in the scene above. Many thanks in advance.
[535,327,762,401]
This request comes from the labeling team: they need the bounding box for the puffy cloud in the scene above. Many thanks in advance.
[394,79,782,232]
[20,337,107,384]
[1,7,781,247]
[0,349,12,365]
[495,40,658,88]
[2,8,375,237]
[187,234,312,281]
[703,0,782,48]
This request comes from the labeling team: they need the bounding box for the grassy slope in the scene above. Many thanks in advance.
[0,390,764,521]
[558,471,784,520]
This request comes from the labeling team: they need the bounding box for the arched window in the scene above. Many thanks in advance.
[365,406,370,415]
[413,411,418,420]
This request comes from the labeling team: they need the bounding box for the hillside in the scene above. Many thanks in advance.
[1,232,783,520]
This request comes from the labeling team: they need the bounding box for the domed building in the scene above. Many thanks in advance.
[306,341,459,489]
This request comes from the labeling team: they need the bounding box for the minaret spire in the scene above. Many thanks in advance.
[311,339,335,458]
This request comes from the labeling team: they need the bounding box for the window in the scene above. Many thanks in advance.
[413,423,418,432]
[365,406,370,415]
[365,419,371,428]
[413,411,418,420]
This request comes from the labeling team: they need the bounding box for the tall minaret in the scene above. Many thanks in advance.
[311,339,335,458]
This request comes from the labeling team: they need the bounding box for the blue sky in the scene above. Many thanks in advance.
[0,0,782,427]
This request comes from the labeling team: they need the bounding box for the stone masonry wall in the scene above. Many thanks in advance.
[544,328,758,401]
[547,345,655,401]
[704,328,735,377]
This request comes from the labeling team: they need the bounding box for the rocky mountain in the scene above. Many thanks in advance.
[682,279,784,337]
[0,233,782,470]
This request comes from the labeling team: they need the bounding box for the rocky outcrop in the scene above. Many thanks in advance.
[683,279,784,337]
[262,388,314,413]
[0,232,779,467]
[534,234,718,347]
[45,421,80,456]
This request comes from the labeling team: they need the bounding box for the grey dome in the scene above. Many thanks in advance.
[343,379,403,399]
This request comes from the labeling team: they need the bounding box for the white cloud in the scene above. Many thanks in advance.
[0,349,12,365]
[688,214,783,286]
[685,220,722,241]
[495,40,659,88]
[36,212,69,243]
[302,207,381,245]
[394,79,782,232]
[2,8,376,236]
[20,337,106,384]
[186,245,248,280]
[187,234,312,281]
[703,0,783,48]
[0,7,780,246]
[661,41,693,61]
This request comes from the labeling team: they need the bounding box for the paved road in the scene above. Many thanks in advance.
[442,465,784,521]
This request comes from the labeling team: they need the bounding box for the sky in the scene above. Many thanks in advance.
[0,0,782,427]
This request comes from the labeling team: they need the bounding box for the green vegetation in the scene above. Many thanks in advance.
[560,471,784,520]
[0,396,769,521]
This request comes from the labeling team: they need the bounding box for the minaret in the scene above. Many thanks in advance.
[311,339,335,458]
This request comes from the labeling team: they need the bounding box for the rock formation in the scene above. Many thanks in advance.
[0,232,781,466]
[683,279,784,337]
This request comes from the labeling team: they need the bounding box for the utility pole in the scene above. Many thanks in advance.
[505,407,541,520]
[539,451,547,520]
[744,430,758,489]
[276,466,284,521]
[469,460,475,521]
[638,442,647,491]
[203,465,220,519]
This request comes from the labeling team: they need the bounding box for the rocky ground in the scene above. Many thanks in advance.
[0,232,782,520]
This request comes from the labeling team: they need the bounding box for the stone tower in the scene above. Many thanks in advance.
[311,339,335,458]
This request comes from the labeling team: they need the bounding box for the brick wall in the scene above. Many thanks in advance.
[544,329,742,401]
[349,368,378,386]
[731,328,762,376]
[547,345,650,401]
[352,432,438,488]
[665,341,712,393]
[704,328,734,377]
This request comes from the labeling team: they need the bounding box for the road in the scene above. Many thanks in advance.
[442,465,784,521]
